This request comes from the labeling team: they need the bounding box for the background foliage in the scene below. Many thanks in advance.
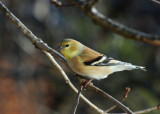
[0,0,160,114]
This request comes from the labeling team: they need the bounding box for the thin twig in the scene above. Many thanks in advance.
[72,85,83,114]
[134,104,160,114]
[75,76,133,114]
[87,84,133,114]
[105,87,130,113]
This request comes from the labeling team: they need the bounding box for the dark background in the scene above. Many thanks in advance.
[0,0,160,114]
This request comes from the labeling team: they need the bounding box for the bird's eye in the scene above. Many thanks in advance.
[65,44,69,47]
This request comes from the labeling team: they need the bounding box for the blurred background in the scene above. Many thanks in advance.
[0,0,160,114]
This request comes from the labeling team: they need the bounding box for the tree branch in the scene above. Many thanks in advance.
[76,76,133,113]
[134,104,160,114]
[83,7,160,46]
[105,87,130,113]
[0,1,66,63]
[86,82,133,114]
[71,85,83,114]
[62,0,160,46]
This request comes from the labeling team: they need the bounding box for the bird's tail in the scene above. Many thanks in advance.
[135,66,147,71]
[109,61,147,73]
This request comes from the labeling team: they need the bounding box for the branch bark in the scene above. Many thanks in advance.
[71,85,83,114]
[105,87,130,113]
[86,82,133,113]
[63,0,160,46]
[82,7,160,46]
[0,1,66,63]
[134,104,160,114]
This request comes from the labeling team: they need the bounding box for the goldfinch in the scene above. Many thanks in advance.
[58,39,146,80]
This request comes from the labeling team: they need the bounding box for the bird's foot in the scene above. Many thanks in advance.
[75,74,93,88]
[81,79,93,88]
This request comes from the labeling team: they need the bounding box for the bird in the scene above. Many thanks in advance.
[57,38,146,80]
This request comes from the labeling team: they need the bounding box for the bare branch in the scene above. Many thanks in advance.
[0,1,66,63]
[72,85,83,114]
[82,7,160,46]
[134,104,160,114]
[76,76,133,114]
[87,83,133,114]
[105,87,130,113]
[61,0,160,46]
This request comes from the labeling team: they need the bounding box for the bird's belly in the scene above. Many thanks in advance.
[84,66,113,80]
[68,61,112,80]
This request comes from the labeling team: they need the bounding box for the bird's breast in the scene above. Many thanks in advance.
[67,57,113,80]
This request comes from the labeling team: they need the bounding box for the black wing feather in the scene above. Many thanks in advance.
[84,55,115,66]
[84,56,103,65]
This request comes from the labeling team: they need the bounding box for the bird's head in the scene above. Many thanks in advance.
[57,39,83,60]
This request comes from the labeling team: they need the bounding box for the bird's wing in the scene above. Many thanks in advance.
[79,46,102,63]
[83,54,146,71]
[83,55,122,66]
[80,46,133,67]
